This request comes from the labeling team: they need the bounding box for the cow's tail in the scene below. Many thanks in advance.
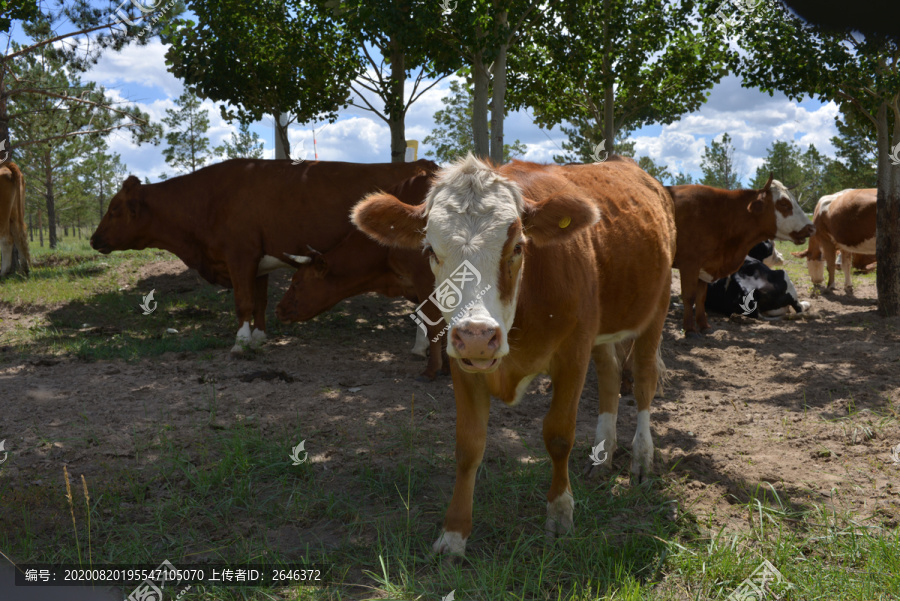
[654,345,668,395]
[791,249,808,259]
[9,163,31,273]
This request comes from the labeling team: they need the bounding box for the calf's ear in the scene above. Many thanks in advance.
[522,188,600,246]
[353,192,427,249]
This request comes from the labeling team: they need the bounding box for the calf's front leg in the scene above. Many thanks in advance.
[433,366,490,557]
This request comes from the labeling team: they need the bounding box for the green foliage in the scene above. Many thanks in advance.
[700,132,742,189]
[165,0,360,127]
[424,79,526,164]
[829,113,878,189]
[214,122,265,160]
[162,90,212,174]
[638,156,672,183]
[509,0,731,151]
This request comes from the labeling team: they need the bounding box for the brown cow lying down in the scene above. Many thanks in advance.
[0,161,31,277]
[669,177,814,336]
[791,189,876,293]
[90,159,437,353]
[275,170,449,380]
[353,155,676,557]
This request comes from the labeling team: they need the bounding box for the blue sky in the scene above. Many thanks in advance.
[70,29,839,184]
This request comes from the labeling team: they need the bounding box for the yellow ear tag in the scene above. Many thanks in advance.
[559,216,572,229]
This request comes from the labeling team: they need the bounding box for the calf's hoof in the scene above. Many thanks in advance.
[685,330,702,339]
[544,491,574,540]
[433,531,467,557]
[416,371,438,382]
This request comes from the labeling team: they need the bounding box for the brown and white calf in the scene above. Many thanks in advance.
[669,177,814,336]
[353,155,676,556]
[802,189,876,293]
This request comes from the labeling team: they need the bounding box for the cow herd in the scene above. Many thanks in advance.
[0,155,881,556]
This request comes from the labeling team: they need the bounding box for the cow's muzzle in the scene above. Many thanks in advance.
[451,320,503,373]
[89,234,111,254]
[790,224,815,244]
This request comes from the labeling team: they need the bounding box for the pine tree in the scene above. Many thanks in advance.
[215,122,264,160]
[162,90,212,173]
[700,133,742,189]
[424,80,526,165]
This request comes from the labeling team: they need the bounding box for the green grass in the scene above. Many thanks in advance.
[0,233,238,360]
[3,413,898,600]
[2,240,899,600]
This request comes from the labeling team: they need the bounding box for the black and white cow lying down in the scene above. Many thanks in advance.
[748,239,784,267]
[705,257,809,320]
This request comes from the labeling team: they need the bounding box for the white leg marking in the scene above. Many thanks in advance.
[699,269,714,284]
[511,373,538,406]
[594,330,636,346]
[411,327,428,356]
[842,255,853,292]
[231,321,252,354]
[631,409,654,479]
[433,530,467,556]
[545,490,575,537]
[593,412,618,463]
[257,254,296,276]
[250,328,267,348]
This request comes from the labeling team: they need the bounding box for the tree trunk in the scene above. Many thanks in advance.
[472,48,491,160]
[490,13,509,165]
[28,212,33,242]
[876,102,900,316]
[44,152,57,249]
[388,39,407,163]
[38,210,43,247]
[603,84,615,153]
[274,113,290,160]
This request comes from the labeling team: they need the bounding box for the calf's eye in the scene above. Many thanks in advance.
[513,243,523,256]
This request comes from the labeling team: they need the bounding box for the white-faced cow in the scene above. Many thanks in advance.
[353,155,676,557]
[0,161,31,277]
[669,177,814,336]
[90,159,437,353]
[800,189,876,293]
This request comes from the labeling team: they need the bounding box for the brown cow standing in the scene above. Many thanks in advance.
[90,159,437,353]
[0,161,31,277]
[353,155,676,557]
[276,171,448,380]
[670,177,814,336]
[798,189,876,293]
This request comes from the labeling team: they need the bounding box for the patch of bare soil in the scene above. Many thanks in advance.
[1,257,899,552]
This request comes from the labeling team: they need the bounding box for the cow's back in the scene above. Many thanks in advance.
[503,159,675,338]
[817,188,876,252]
[185,159,438,252]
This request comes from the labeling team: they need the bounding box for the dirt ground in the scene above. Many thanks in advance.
[2,256,899,550]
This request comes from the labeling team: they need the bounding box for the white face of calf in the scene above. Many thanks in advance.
[421,163,526,372]
[770,180,815,244]
[351,154,600,374]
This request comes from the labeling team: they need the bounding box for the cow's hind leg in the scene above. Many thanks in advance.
[630,288,668,482]
[842,253,854,294]
[249,274,269,348]
[586,342,622,477]
[230,265,260,354]
[544,344,591,539]
[694,281,711,333]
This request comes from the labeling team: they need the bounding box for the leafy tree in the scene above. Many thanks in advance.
[509,0,730,154]
[2,1,164,161]
[166,0,361,161]
[734,1,900,314]
[162,90,212,174]
[81,144,127,221]
[700,133,742,189]
[215,122,265,160]
[312,0,455,162]
[424,79,526,164]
